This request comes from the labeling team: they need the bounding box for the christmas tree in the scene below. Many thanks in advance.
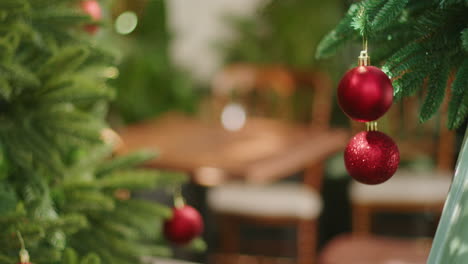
[0,1,189,263]
[317,0,467,262]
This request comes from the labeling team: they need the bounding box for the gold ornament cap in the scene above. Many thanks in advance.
[17,231,30,263]
[19,248,30,263]
[358,50,370,66]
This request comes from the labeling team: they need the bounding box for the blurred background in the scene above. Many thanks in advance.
[100,0,465,263]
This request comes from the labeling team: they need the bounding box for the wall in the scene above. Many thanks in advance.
[167,0,267,82]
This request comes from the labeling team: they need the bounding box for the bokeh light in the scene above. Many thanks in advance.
[115,11,138,35]
[221,103,246,131]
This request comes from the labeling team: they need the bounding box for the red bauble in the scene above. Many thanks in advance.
[344,131,399,185]
[338,66,393,122]
[164,205,203,245]
[80,0,102,34]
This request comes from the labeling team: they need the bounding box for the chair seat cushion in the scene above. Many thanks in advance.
[143,257,199,264]
[350,170,452,204]
[207,183,322,219]
[319,234,431,264]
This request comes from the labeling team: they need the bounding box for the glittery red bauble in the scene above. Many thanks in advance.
[164,205,203,245]
[80,0,102,34]
[338,66,393,122]
[344,131,399,185]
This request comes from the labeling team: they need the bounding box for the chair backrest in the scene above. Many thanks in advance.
[351,86,456,174]
[211,63,333,129]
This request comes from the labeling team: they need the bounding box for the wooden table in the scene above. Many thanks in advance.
[117,112,348,186]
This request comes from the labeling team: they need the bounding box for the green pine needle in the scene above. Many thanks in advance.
[448,59,468,129]
[96,150,157,176]
[462,28,468,52]
[371,0,409,31]
[419,59,450,122]
[80,253,101,264]
[62,248,79,264]
[315,3,360,59]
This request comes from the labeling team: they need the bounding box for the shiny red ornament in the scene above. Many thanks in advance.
[164,205,203,245]
[80,0,102,34]
[344,131,399,185]
[338,66,393,122]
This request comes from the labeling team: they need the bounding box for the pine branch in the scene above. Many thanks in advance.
[371,0,409,31]
[38,46,89,80]
[119,199,172,219]
[448,59,468,129]
[62,248,79,264]
[388,48,430,78]
[38,80,114,104]
[462,28,468,52]
[85,229,141,263]
[97,170,186,191]
[0,183,17,215]
[419,59,450,122]
[351,0,386,37]
[0,254,14,264]
[364,0,387,22]
[0,0,28,10]
[351,4,370,38]
[315,3,361,59]
[438,0,465,7]
[98,206,159,238]
[41,214,88,234]
[65,190,115,212]
[382,42,420,74]
[98,221,141,240]
[0,62,41,89]
[0,78,13,100]
[393,69,428,100]
[29,247,62,263]
[96,150,157,176]
[20,124,65,174]
[37,110,104,145]
[32,8,89,27]
[80,253,101,264]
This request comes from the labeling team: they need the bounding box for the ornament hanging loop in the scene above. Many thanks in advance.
[359,34,370,66]
[16,231,30,263]
[366,121,378,131]
[173,186,185,208]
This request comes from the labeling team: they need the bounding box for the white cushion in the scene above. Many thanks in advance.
[350,170,453,204]
[207,183,322,219]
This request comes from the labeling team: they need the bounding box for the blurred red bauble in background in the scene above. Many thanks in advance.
[80,0,102,34]
[338,66,393,122]
[344,131,399,185]
[164,205,203,245]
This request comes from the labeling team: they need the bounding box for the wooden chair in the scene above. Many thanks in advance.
[204,63,335,264]
[350,94,455,235]
[319,234,432,264]
[318,89,456,264]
